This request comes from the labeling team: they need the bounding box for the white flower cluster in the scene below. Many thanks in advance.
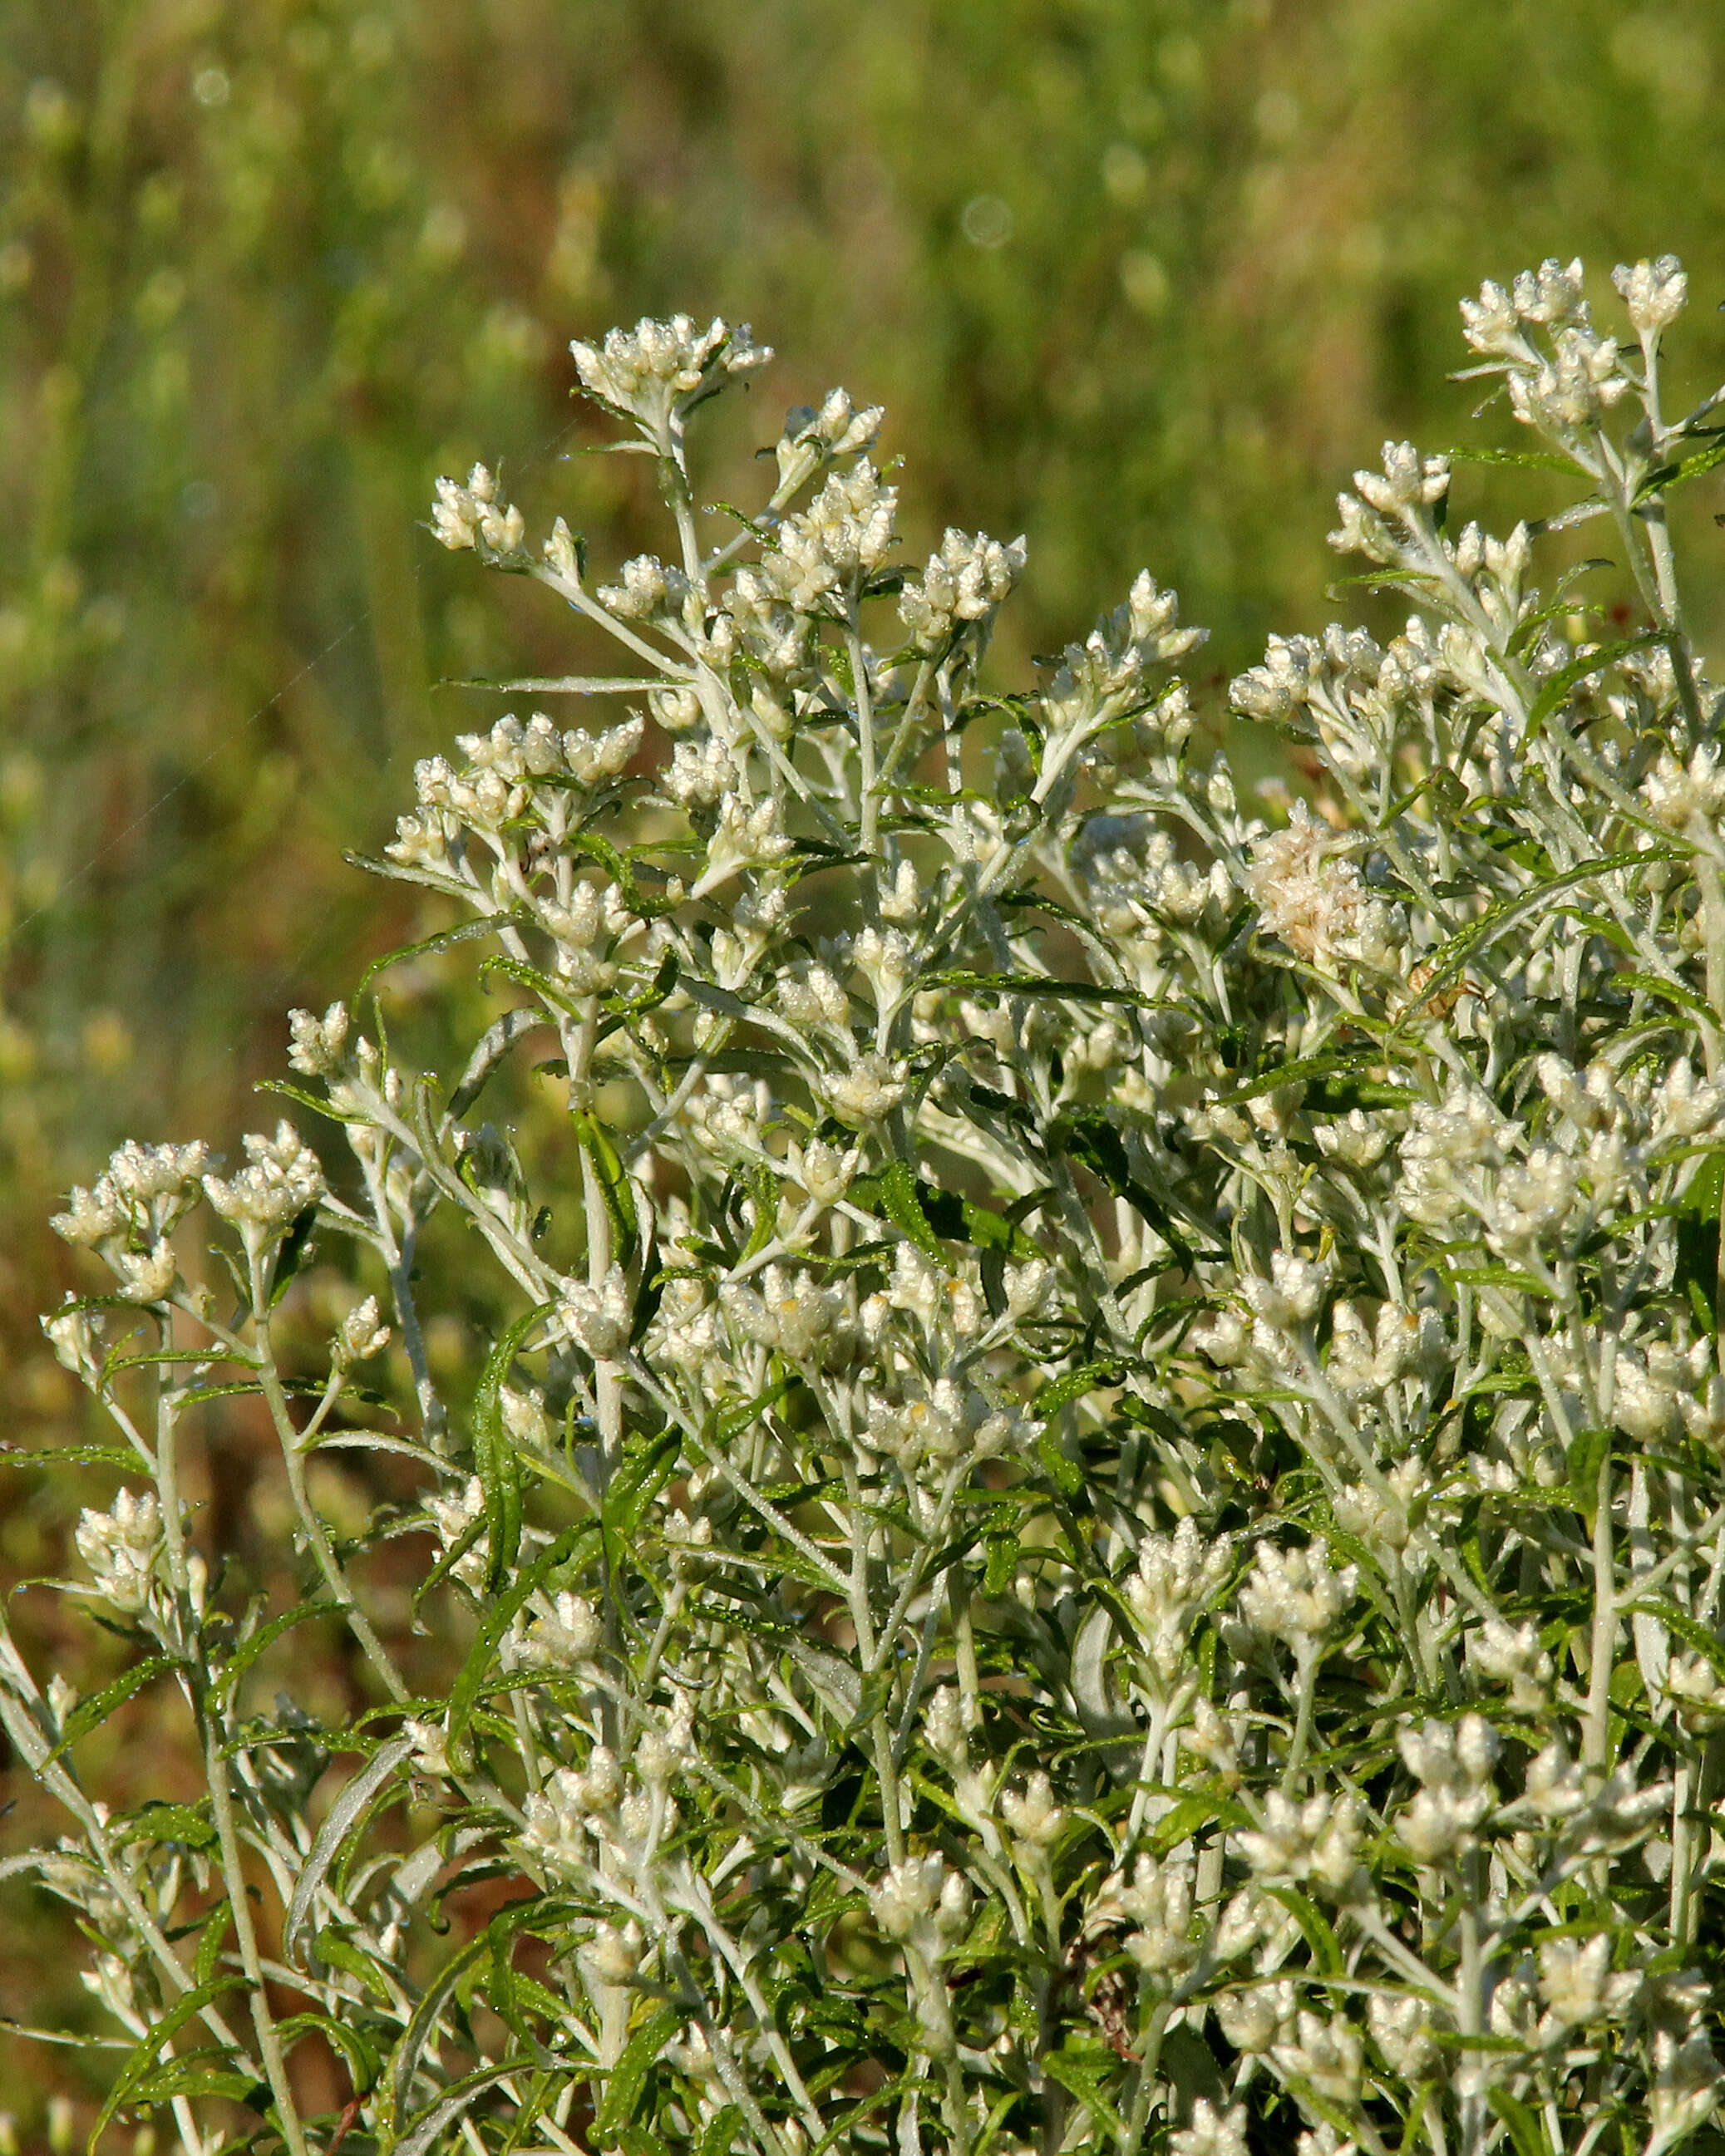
[17,273,1725,2156]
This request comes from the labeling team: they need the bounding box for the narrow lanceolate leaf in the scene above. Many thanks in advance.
[45,1656,181,1768]
[450,1007,547,1117]
[1399,844,1689,1020]
[392,2060,542,2156]
[86,1977,250,2152]
[284,1735,416,1962]
[594,2005,684,2139]
[1522,631,1668,741]
[213,1598,343,1704]
[1,1444,143,1471]
[922,967,1175,1008]
[357,913,521,997]
[471,1303,550,1588]
[444,1523,589,1770]
[571,1109,640,1265]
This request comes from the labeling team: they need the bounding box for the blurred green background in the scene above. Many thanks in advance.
[6,0,1725,2121]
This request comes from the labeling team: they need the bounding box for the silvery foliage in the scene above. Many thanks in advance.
[7,268,1725,2156]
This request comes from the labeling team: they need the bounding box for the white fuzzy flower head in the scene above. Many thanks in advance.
[288,1002,350,1077]
[1000,1770,1065,1850]
[825,1052,908,1125]
[692,793,794,897]
[1613,254,1687,339]
[1215,1979,1296,2056]
[1368,1993,1437,2079]
[74,1489,161,1615]
[515,1592,604,1671]
[1237,1538,1358,1656]
[1469,1618,1552,1709]
[899,528,1027,647]
[114,1237,178,1304]
[1237,1791,1362,1897]
[43,1301,103,1381]
[585,1921,643,1986]
[870,1856,968,1950]
[1126,1517,1230,1689]
[425,1476,490,1591]
[203,1122,324,1244]
[1649,2024,1719,2153]
[1538,1934,1637,2030]
[773,386,885,494]
[336,1296,391,1364]
[1241,1248,1329,1332]
[1271,2009,1364,2106]
[571,315,770,437]
[1171,2103,1249,2156]
[562,1264,633,1361]
[791,1137,860,1208]
[1244,805,1388,972]
[1121,1853,1198,1980]
[761,459,898,609]
[430,464,525,555]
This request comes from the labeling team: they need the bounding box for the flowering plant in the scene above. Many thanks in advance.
[7,258,1725,2156]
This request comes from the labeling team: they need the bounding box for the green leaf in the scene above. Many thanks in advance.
[871,1159,951,1269]
[1033,1361,1123,1424]
[1034,1431,1085,1498]
[1263,1883,1344,1977]
[86,1976,249,2149]
[276,2010,381,2094]
[47,1656,180,1768]
[849,1159,1037,1259]
[392,2057,541,2156]
[1489,2087,1556,2156]
[1524,632,1668,741]
[1160,2025,1228,2119]
[571,1109,640,1268]
[1210,1051,1387,1107]
[922,968,1173,1009]
[1634,430,1725,502]
[1445,444,1580,474]
[1,1444,142,1471]
[110,1801,216,1853]
[376,1931,492,2137]
[477,950,586,1018]
[697,2107,744,2156]
[568,829,683,919]
[595,2004,683,2140]
[267,1204,320,1308]
[450,1008,545,1117]
[283,1734,417,1960]
[124,2059,264,2108]
[1614,967,1715,1021]
[1045,1108,1202,1265]
[604,1424,684,1542]
[357,913,515,997]
[255,1077,374,1126]
[213,1598,343,1705]
[313,1927,396,2003]
[1042,2047,1128,2146]
[471,1303,551,1588]
[1565,1424,1612,1518]
[446,1523,589,1769]
[983,1524,1020,1598]
[601,947,680,1030]
[1676,1152,1725,1329]
[1400,844,1689,1023]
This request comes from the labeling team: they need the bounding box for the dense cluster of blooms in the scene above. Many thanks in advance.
[7,259,1725,2156]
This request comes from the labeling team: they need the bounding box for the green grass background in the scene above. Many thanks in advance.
[5,0,1725,2124]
